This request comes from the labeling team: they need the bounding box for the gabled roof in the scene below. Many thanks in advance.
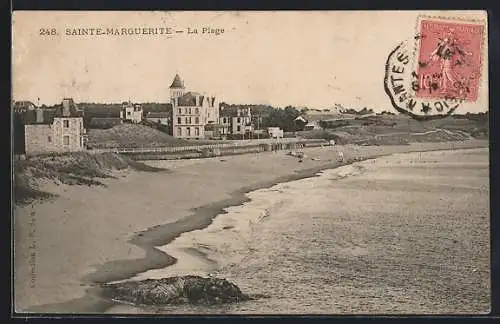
[170,74,185,89]
[24,107,83,125]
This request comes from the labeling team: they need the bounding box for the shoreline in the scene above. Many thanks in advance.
[18,140,488,313]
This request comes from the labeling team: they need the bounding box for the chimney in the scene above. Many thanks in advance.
[62,99,71,117]
[35,108,44,123]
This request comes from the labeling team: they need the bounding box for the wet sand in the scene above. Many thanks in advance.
[13,140,488,313]
[106,148,490,314]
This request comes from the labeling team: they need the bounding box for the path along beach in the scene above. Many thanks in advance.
[13,140,490,314]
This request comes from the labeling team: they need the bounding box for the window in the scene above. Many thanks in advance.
[63,120,69,128]
[177,117,182,124]
[195,108,199,114]
[237,126,241,132]
[195,127,200,136]
[178,108,182,114]
[187,117,192,124]
[127,111,131,116]
[195,117,199,124]
[188,108,192,114]
[63,135,70,145]
[177,127,182,136]
[48,136,52,143]
[187,127,191,136]
[237,118,241,123]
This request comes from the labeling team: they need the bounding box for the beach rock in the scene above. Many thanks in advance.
[100,276,251,306]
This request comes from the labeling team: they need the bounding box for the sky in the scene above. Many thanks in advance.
[12,10,488,113]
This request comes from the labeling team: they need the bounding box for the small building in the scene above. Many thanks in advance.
[24,99,87,155]
[268,127,284,139]
[120,102,143,123]
[304,121,322,131]
[144,111,171,126]
[219,107,254,137]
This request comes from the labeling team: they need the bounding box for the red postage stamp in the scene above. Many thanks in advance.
[415,18,485,101]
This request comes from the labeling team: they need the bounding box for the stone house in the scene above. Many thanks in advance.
[24,99,87,155]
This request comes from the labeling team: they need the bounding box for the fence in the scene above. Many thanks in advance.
[87,138,328,155]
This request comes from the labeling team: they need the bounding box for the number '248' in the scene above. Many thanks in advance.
[39,28,57,36]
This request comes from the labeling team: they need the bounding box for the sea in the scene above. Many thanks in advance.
[106,148,490,314]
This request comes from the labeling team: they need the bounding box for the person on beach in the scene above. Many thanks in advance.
[337,150,345,163]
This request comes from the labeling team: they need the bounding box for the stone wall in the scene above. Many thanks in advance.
[24,124,52,155]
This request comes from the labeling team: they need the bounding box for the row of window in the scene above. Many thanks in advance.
[177,107,200,115]
[177,127,201,136]
[177,117,200,125]
[221,117,247,124]
[48,135,71,145]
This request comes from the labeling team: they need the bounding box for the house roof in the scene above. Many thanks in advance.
[170,74,185,89]
[24,107,83,125]
[178,92,202,106]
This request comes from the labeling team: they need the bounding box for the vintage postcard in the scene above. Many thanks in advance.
[12,11,490,315]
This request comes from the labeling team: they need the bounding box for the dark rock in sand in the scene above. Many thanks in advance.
[100,276,251,306]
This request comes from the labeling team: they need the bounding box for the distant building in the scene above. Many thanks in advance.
[295,115,307,123]
[24,98,87,155]
[267,127,284,139]
[219,107,253,137]
[304,121,322,131]
[145,111,171,126]
[13,101,36,113]
[170,74,220,139]
[120,102,143,123]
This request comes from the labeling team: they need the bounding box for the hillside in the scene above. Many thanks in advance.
[13,151,166,205]
[86,123,189,149]
[297,114,488,145]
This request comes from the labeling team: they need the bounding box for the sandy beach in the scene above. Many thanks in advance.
[13,140,489,313]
